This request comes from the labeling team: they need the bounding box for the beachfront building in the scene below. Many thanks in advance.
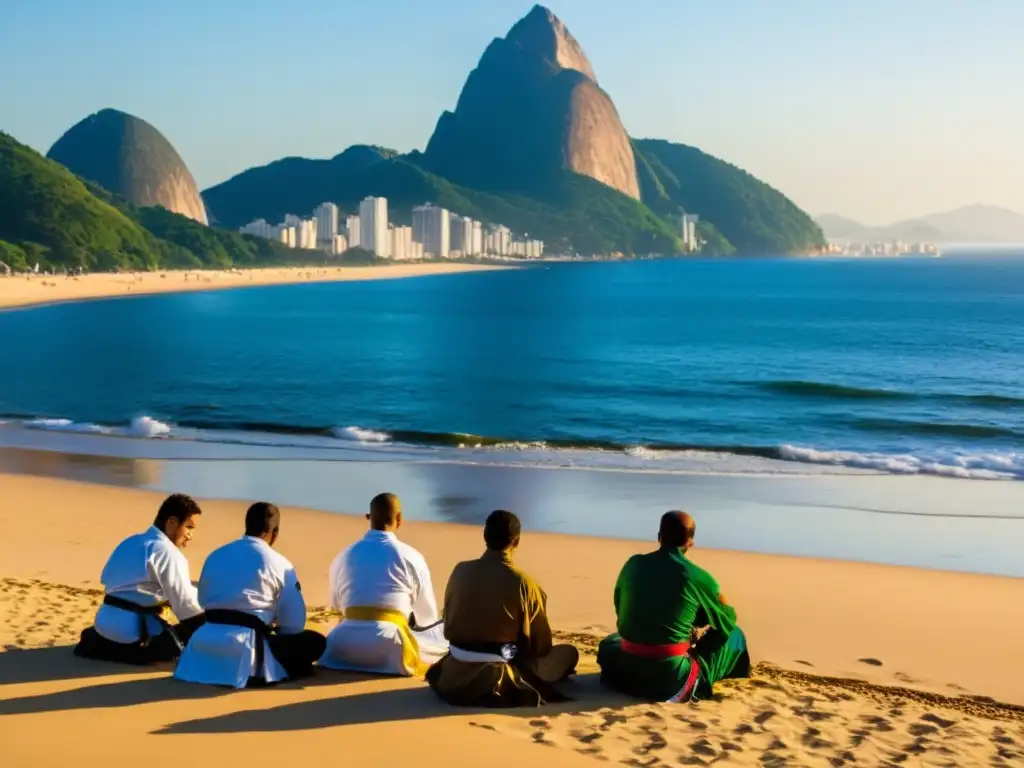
[359,197,390,258]
[471,220,483,257]
[345,215,361,250]
[681,213,700,252]
[314,202,339,249]
[449,214,473,256]
[484,224,513,256]
[332,233,348,255]
[240,218,274,239]
[389,225,421,261]
[413,204,450,259]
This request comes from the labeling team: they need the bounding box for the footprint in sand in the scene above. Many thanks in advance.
[920,713,956,729]
[753,709,777,726]
[801,726,835,750]
[907,722,938,737]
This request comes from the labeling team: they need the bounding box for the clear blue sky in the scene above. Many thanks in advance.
[2,0,1022,223]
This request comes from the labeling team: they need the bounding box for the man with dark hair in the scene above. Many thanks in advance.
[597,511,750,702]
[175,502,326,688]
[426,509,579,707]
[320,493,448,675]
[74,493,206,665]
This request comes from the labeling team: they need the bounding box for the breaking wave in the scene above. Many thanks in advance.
[4,417,1022,481]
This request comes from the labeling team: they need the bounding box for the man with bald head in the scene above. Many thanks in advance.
[597,511,749,702]
[319,493,447,676]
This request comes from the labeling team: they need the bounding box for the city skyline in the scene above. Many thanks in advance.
[2,0,1023,224]
[240,198,544,260]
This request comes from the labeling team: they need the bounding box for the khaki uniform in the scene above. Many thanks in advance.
[425,549,578,707]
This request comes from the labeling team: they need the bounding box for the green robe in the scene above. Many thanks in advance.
[597,546,749,701]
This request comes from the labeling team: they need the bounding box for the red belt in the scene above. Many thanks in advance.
[619,638,691,659]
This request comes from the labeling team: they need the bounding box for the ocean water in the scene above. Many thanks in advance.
[1,256,1023,481]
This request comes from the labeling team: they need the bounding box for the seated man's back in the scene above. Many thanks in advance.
[74,494,205,665]
[426,510,578,707]
[175,502,326,688]
[597,511,750,702]
[320,493,447,676]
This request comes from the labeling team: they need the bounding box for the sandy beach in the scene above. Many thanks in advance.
[0,472,1021,766]
[0,262,511,311]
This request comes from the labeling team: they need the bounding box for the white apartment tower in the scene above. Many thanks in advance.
[681,213,700,252]
[413,204,450,258]
[449,213,474,256]
[345,215,361,249]
[359,197,390,258]
[470,220,484,257]
[314,202,339,247]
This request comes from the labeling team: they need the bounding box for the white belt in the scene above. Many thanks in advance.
[449,645,507,664]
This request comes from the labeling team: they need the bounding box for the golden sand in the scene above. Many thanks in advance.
[0,262,510,311]
[0,473,1021,766]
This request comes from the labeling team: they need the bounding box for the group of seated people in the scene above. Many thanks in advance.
[74,491,750,705]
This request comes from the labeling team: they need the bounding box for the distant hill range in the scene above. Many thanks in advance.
[0,132,339,272]
[816,206,1024,244]
[7,5,825,263]
[202,5,825,257]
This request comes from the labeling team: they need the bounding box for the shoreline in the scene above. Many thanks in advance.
[0,471,1021,765]
[1,440,1023,578]
[0,261,513,311]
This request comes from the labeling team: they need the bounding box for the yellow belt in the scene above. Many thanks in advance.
[341,606,429,676]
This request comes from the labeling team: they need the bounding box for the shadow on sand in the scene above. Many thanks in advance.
[155,673,617,735]
[0,648,371,716]
[0,646,160,687]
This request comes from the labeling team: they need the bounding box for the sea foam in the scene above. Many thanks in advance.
[778,444,1024,480]
[24,416,172,439]
[331,425,391,443]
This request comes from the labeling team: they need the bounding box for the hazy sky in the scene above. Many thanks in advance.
[2,0,1022,224]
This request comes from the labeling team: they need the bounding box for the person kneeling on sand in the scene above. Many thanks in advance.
[319,493,448,676]
[597,511,751,702]
[175,502,326,688]
[425,510,579,707]
[74,494,205,665]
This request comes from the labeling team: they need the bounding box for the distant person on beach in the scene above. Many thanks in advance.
[74,494,205,665]
[319,493,448,675]
[425,510,579,707]
[597,511,750,702]
[174,502,326,688]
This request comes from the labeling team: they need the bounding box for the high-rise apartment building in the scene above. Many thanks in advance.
[345,215,361,249]
[412,204,450,258]
[359,197,390,258]
[470,220,484,257]
[314,202,339,247]
[681,213,700,252]
[449,213,474,256]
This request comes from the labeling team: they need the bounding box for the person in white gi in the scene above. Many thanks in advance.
[175,502,326,688]
[74,493,205,665]
[319,492,448,676]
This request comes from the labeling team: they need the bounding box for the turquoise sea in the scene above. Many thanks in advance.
[1,256,1023,574]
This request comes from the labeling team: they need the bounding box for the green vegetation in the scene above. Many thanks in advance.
[203,147,683,256]
[0,132,330,272]
[203,139,825,258]
[634,139,825,255]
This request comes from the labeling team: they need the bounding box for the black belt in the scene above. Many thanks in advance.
[205,609,272,676]
[103,594,175,648]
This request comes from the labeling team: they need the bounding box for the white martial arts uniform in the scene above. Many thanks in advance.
[319,529,448,675]
[95,526,202,643]
[175,536,306,688]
